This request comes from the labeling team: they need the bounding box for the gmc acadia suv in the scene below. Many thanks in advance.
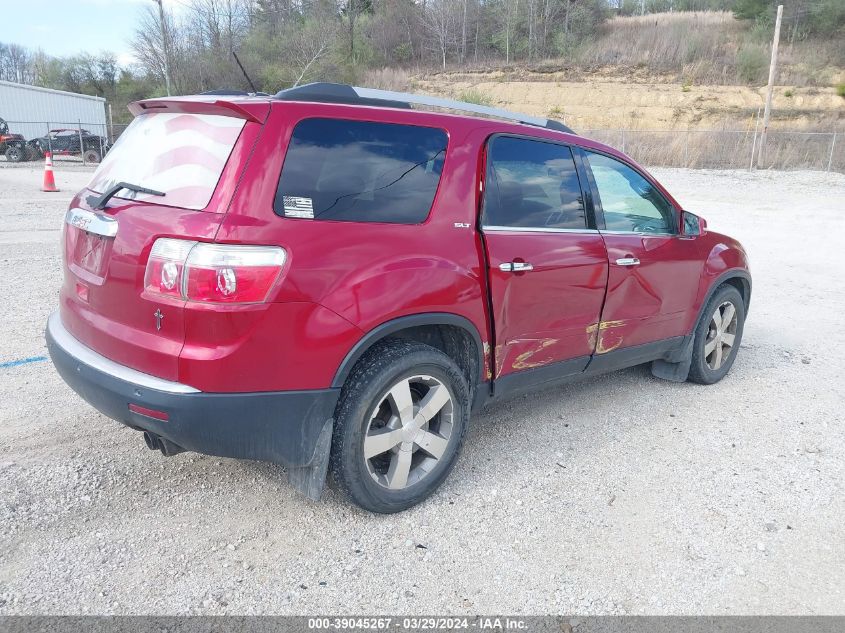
[46,83,751,513]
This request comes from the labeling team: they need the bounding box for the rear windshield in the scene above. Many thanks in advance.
[87,112,246,211]
[274,118,448,224]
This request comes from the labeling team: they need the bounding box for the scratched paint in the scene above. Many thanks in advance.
[586,320,626,354]
[0,355,48,369]
[494,343,506,378]
[511,338,559,370]
[483,342,493,380]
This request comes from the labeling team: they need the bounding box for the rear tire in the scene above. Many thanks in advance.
[688,285,745,385]
[83,148,101,163]
[330,339,470,513]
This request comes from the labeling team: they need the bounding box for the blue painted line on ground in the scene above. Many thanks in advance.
[0,356,48,369]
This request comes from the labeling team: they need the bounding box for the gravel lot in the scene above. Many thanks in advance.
[1,162,843,615]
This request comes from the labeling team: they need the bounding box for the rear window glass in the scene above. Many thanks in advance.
[87,112,245,211]
[275,118,448,224]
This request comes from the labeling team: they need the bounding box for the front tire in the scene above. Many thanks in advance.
[688,285,746,384]
[330,340,470,513]
[5,146,23,162]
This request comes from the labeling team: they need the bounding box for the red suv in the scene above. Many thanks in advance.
[46,83,750,513]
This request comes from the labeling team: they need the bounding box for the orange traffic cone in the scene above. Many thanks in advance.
[42,152,59,192]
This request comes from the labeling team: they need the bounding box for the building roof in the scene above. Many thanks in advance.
[0,80,106,103]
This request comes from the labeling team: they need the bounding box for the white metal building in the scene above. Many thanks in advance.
[0,80,107,141]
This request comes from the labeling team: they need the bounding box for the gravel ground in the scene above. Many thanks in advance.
[0,163,843,615]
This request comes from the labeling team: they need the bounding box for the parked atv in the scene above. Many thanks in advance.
[0,117,32,162]
[28,128,110,163]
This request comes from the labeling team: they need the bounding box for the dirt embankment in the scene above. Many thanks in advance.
[415,72,845,131]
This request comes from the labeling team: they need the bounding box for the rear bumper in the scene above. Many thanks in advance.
[45,311,339,468]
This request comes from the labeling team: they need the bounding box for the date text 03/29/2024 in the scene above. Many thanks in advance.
[307,617,529,630]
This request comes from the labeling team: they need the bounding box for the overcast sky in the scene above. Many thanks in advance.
[0,0,182,66]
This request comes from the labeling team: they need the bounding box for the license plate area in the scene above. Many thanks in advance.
[67,227,113,285]
[65,208,118,285]
[73,231,108,276]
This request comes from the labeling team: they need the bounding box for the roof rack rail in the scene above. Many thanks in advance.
[201,89,271,97]
[273,83,574,134]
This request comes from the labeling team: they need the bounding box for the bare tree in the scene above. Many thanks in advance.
[422,0,460,70]
[0,42,34,83]
[497,0,521,63]
[288,15,340,86]
[122,0,617,94]
[337,0,368,56]
[132,6,174,90]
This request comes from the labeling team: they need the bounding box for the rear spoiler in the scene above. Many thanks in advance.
[128,98,269,124]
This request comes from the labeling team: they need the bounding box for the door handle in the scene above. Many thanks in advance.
[499,262,534,272]
[615,257,640,266]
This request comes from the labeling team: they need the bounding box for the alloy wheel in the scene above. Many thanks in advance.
[363,375,454,490]
[704,300,738,370]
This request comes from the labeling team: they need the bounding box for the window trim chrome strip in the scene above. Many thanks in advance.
[65,208,118,238]
[481,225,599,234]
[599,229,677,237]
[47,312,201,394]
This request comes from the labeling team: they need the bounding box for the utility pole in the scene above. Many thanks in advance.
[153,0,172,96]
[757,4,783,168]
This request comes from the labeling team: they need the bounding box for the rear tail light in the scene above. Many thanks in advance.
[145,239,194,299]
[144,238,286,304]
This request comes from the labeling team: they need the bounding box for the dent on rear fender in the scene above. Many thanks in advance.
[179,301,364,392]
[319,256,485,335]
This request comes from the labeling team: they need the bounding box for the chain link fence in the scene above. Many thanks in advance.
[580,129,842,172]
[2,119,842,173]
[0,120,122,166]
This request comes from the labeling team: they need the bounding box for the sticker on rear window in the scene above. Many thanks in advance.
[283,196,314,218]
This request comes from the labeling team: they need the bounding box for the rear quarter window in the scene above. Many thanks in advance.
[274,118,448,224]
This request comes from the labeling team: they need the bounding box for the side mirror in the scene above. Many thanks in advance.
[682,211,706,236]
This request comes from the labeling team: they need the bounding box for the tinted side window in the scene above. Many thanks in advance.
[482,136,586,230]
[275,118,448,224]
[585,151,675,234]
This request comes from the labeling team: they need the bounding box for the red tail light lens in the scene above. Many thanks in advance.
[144,239,286,304]
[183,244,286,303]
[144,239,195,298]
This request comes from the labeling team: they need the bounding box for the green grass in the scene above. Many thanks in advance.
[458,89,493,106]
[837,83,845,98]
[736,44,768,84]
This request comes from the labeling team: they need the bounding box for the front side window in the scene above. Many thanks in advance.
[585,151,675,234]
[275,118,448,224]
[482,136,586,230]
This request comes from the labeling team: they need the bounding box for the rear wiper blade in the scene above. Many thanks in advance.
[92,182,165,210]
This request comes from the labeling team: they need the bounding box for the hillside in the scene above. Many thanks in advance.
[411,12,845,132]
[414,76,843,131]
